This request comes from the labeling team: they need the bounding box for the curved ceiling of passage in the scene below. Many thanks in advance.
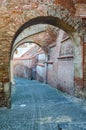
[13,24,48,47]
[11,24,58,59]
[11,41,41,60]
[12,16,75,48]
[13,25,58,48]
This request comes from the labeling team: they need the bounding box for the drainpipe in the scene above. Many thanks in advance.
[45,47,50,84]
[45,55,48,84]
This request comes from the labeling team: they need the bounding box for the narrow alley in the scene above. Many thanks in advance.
[0,77,86,130]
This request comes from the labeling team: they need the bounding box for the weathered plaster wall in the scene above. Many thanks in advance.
[47,30,74,95]
[13,58,37,79]
[13,49,46,81]
[57,60,74,94]
[36,53,46,82]
[36,65,46,82]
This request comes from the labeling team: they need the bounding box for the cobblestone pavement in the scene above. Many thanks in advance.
[0,77,86,130]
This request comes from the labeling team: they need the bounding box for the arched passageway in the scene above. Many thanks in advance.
[0,1,86,129]
[10,16,83,97]
[0,2,84,108]
[11,42,47,84]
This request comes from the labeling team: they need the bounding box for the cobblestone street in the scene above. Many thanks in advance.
[0,77,86,130]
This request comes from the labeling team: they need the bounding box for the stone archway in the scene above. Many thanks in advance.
[10,15,83,103]
[11,15,83,92]
[12,16,80,46]
[0,3,83,107]
[10,41,44,85]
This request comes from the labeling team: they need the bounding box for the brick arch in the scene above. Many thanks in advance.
[11,15,82,49]
[10,40,47,86]
[10,6,83,99]
[11,4,82,45]
[11,15,83,83]
[11,41,42,60]
[11,6,83,80]
[0,2,84,108]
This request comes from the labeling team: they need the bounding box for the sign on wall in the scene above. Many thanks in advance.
[59,38,73,57]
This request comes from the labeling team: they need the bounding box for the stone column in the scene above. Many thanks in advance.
[10,60,15,85]
[0,38,11,108]
[71,32,83,97]
[45,55,48,84]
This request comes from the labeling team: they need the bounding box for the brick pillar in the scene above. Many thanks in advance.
[0,39,11,108]
[71,32,83,97]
